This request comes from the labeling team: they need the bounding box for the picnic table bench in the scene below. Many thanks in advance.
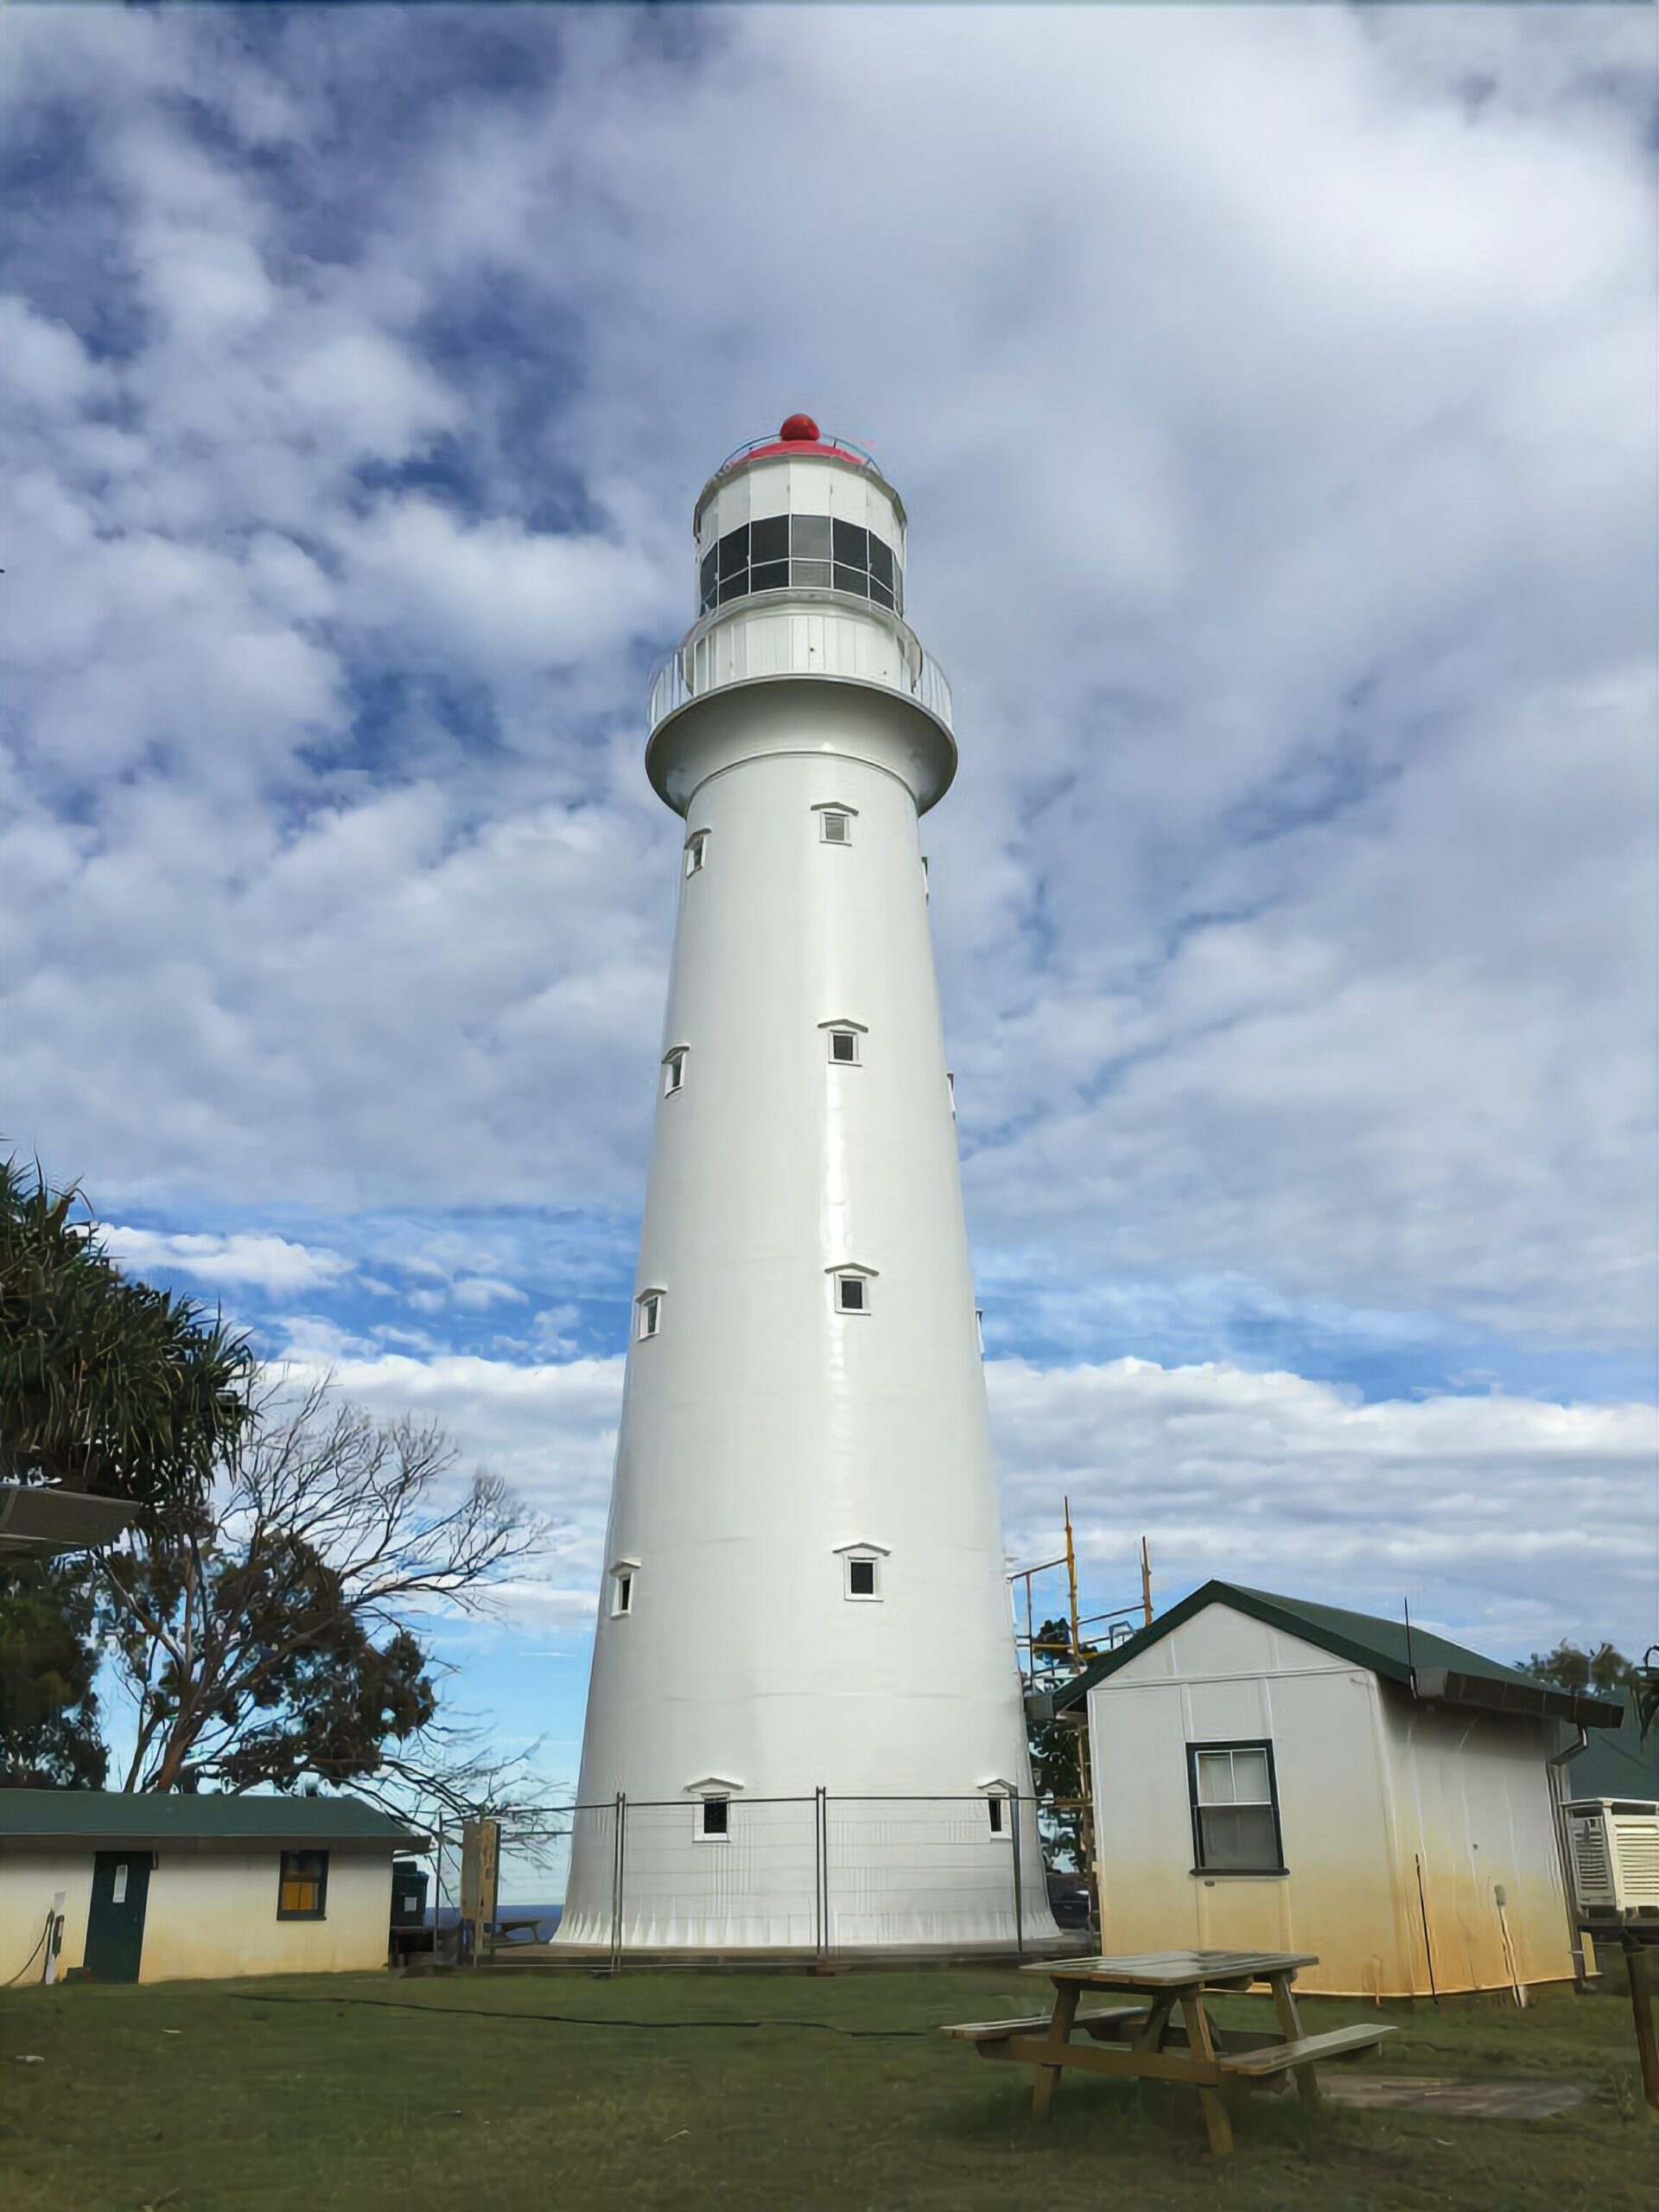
[943,1948,1395,2156]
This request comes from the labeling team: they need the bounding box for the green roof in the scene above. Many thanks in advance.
[1565,1700,1659,1803]
[1053,1580,1627,1731]
[0,1791,425,1848]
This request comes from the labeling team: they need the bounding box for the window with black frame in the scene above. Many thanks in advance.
[1186,1742,1285,1873]
[276,1849,328,1919]
[698,517,902,615]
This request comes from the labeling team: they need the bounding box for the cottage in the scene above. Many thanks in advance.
[1055,1580,1623,1999]
[1,1791,426,1985]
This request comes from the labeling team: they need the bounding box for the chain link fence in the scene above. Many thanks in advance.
[513,1790,1068,1966]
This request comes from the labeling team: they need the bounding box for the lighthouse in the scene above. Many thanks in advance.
[557,418,1055,1953]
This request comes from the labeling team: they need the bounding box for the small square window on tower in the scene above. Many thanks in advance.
[987,1796,1005,1835]
[833,1272,870,1315]
[684,830,709,877]
[699,1796,729,1840]
[829,1028,860,1065]
[663,1047,688,1096]
[819,810,850,845]
[612,1569,634,1617]
[836,1542,888,1601]
[636,1290,663,1340]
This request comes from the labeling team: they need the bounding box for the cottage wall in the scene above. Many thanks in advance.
[1085,1600,1574,1997]
[0,1847,394,1983]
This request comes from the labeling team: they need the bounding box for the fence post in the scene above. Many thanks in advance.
[1010,1793,1026,1961]
[609,1792,626,1976]
[814,1787,828,1963]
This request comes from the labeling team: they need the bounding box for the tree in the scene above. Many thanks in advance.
[2,1156,258,1787]
[1,1156,256,1518]
[99,1382,550,1795]
[1522,1639,1636,1700]
[1027,1617,1096,1871]
[0,1560,107,1788]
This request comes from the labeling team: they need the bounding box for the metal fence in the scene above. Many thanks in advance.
[493,1790,1066,1967]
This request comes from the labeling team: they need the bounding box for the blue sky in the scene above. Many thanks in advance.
[3,8,1656,1878]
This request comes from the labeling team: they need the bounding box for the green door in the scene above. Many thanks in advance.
[86,1852,150,1982]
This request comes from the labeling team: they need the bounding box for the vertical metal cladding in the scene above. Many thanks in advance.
[558,427,1055,1952]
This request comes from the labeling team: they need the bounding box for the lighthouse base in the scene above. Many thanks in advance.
[550,1795,1065,1958]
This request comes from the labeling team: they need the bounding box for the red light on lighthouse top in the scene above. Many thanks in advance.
[779,412,820,442]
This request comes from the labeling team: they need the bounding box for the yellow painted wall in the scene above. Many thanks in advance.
[1087,1604,1575,1998]
[1,1853,94,1986]
[1,1849,395,1983]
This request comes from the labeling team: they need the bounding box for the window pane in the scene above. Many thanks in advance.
[717,571,748,605]
[791,558,831,588]
[749,560,788,594]
[1195,1751,1234,1805]
[833,564,868,598]
[849,1558,875,1595]
[1198,1804,1278,1871]
[868,537,894,588]
[838,1277,865,1312]
[702,1798,728,1836]
[749,516,788,563]
[1231,1749,1271,1804]
[700,549,718,600]
[988,1796,1004,1834]
[832,519,868,569]
[830,1031,857,1062]
[791,514,831,558]
[718,525,748,577]
[869,578,894,611]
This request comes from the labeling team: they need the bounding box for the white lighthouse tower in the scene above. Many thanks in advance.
[558,417,1055,1954]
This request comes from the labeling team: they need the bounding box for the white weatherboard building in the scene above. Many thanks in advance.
[558,418,1054,1954]
[1056,1582,1624,1999]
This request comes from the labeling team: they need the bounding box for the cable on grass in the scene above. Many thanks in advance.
[228,1989,931,2039]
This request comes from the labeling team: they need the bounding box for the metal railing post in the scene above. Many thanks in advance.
[1010,1793,1026,1961]
[815,1786,828,1962]
[609,1792,626,1976]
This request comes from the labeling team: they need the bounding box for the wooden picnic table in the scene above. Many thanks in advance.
[942,1948,1396,2157]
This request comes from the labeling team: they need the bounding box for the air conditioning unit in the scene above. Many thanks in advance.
[1565,1797,1659,1925]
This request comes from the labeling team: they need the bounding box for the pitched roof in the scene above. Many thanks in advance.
[1052,1580,1626,1731]
[1565,1700,1659,1803]
[0,1790,426,1850]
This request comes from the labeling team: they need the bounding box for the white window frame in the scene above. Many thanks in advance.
[662,1046,688,1096]
[686,1776,742,1846]
[610,1558,640,1618]
[811,800,858,846]
[684,830,709,877]
[980,1780,1018,1842]
[829,1265,876,1316]
[834,1541,890,1603]
[819,1018,868,1065]
[635,1288,664,1341]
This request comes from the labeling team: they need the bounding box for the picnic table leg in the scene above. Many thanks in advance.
[1031,1980,1081,2121]
[1268,1970,1321,2112]
[1179,1994,1234,2158]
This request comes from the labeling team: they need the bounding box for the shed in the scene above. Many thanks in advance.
[1,1791,427,1986]
[1054,1581,1623,1999]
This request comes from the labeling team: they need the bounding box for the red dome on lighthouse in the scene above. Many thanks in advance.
[779,412,820,442]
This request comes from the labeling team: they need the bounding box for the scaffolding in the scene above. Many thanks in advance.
[1008,1504,1153,1930]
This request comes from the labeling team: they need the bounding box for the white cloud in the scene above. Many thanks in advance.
[101,1226,353,1295]
[247,1343,1659,1660]
[0,10,1650,1679]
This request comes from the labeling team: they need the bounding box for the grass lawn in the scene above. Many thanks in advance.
[1,1966,1652,2212]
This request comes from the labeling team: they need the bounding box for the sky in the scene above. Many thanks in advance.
[3,6,1656,1878]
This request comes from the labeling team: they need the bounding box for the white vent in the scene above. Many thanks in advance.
[1571,1815,1613,1904]
[1615,1821,1659,1905]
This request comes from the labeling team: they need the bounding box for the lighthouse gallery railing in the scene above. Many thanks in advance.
[647,599,953,736]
